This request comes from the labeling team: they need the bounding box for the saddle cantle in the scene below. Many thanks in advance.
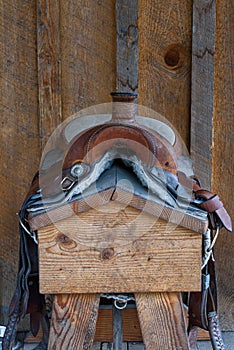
[3,92,232,350]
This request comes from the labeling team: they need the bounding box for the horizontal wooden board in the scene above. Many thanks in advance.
[38,202,202,294]
[29,188,115,231]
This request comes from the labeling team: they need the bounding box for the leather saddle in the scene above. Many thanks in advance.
[3,93,232,350]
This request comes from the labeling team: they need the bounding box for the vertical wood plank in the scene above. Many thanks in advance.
[190,0,234,331]
[60,1,116,118]
[116,0,138,93]
[0,0,39,325]
[213,0,234,331]
[135,292,189,350]
[48,294,100,350]
[138,0,192,145]
[190,0,216,189]
[37,0,62,150]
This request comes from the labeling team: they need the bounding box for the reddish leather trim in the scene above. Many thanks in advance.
[195,189,232,232]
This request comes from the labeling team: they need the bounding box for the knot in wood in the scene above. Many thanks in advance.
[101,247,115,260]
[56,233,74,246]
[164,48,180,68]
[164,44,185,69]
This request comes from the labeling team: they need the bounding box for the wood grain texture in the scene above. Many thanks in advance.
[60,0,116,118]
[37,202,202,294]
[94,307,210,342]
[29,188,115,231]
[0,0,40,325]
[94,308,142,342]
[122,308,142,342]
[37,0,62,150]
[213,0,234,331]
[116,0,138,92]
[190,0,216,190]
[28,164,208,234]
[135,292,189,349]
[24,306,209,343]
[48,293,100,350]
[113,187,208,235]
[138,0,192,145]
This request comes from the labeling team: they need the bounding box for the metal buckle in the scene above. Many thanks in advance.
[61,176,76,191]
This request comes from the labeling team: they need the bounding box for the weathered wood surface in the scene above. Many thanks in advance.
[37,0,62,150]
[0,0,40,325]
[213,0,234,331]
[0,0,233,333]
[29,165,208,234]
[138,0,192,145]
[190,0,234,331]
[29,188,115,231]
[29,187,208,235]
[95,308,142,342]
[94,306,210,343]
[48,293,100,350]
[190,0,216,190]
[135,292,189,349]
[60,0,116,118]
[38,202,202,294]
[116,0,138,92]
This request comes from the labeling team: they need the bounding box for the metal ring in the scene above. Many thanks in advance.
[114,298,128,310]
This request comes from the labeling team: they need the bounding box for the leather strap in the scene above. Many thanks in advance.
[195,189,232,232]
[208,312,226,350]
[187,178,232,350]
[2,195,45,349]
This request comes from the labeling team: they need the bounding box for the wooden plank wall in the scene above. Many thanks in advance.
[0,0,233,331]
[0,0,40,326]
[138,0,192,145]
[212,0,234,331]
[190,0,234,330]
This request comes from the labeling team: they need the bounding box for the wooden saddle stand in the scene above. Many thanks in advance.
[3,93,232,350]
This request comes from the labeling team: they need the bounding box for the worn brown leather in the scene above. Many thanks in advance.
[64,123,177,172]
[195,189,232,232]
